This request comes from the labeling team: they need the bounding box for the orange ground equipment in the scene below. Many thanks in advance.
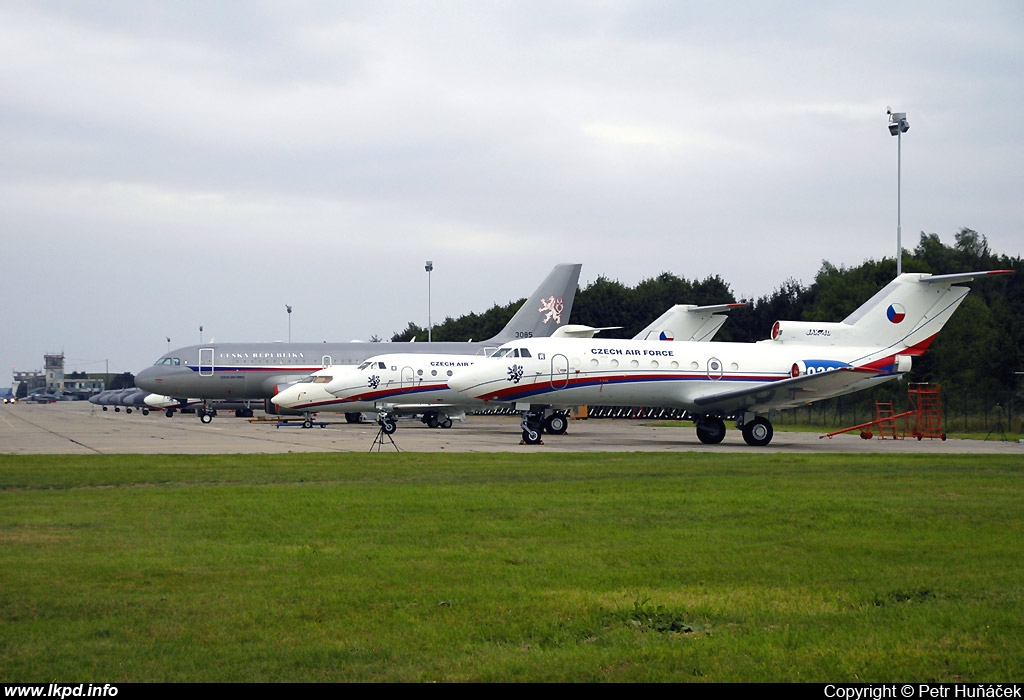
[906,383,945,440]
[820,383,944,441]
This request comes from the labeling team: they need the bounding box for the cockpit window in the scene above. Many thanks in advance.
[357,361,387,370]
[519,348,532,358]
[311,376,332,384]
[155,357,180,366]
[492,348,511,358]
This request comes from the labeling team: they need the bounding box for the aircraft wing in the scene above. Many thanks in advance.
[692,367,896,413]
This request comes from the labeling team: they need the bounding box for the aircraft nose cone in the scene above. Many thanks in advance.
[446,368,479,394]
[134,366,158,391]
[271,387,302,408]
[136,364,183,392]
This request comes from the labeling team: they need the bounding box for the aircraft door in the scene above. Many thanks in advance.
[401,366,416,387]
[550,353,569,389]
[321,355,332,368]
[199,348,215,376]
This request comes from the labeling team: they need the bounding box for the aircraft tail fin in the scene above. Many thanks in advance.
[768,271,1012,354]
[485,264,582,344]
[634,303,746,342]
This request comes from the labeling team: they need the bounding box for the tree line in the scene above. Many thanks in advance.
[392,229,1023,428]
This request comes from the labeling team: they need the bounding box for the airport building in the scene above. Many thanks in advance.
[11,353,106,399]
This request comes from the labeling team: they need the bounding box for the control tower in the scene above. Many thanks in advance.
[44,353,65,390]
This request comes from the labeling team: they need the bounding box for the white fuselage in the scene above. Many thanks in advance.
[447,336,902,414]
[271,353,491,414]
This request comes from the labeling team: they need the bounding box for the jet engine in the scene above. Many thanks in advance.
[771,321,859,345]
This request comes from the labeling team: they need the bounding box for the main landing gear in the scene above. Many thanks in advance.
[740,416,773,447]
[694,413,775,447]
[421,410,453,429]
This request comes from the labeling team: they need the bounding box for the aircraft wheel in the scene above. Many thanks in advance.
[425,413,440,429]
[303,418,313,429]
[166,409,174,418]
[142,408,149,416]
[345,412,363,424]
[380,417,397,435]
[125,408,132,414]
[741,417,774,447]
[522,428,543,445]
[544,413,568,435]
[200,412,213,424]
[695,416,726,444]
[440,418,453,429]
[102,406,108,411]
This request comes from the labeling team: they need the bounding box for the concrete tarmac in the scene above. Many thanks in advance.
[1,400,1021,455]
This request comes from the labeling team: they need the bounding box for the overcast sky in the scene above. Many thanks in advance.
[2,1,1021,380]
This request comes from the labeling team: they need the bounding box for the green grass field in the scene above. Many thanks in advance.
[2,452,1022,682]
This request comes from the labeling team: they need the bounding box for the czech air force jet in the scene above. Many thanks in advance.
[268,301,747,432]
[270,353,490,432]
[135,264,581,423]
[448,271,1012,446]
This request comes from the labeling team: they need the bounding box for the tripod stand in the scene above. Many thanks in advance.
[369,422,401,452]
[985,403,1008,442]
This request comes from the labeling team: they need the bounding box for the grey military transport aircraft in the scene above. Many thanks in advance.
[134,263,582,423]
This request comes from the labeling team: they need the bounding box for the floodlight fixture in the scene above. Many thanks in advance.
[887,109,910,136]
[886,108,910,275]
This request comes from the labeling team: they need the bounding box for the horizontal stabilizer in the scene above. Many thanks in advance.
[553,324,623,338]
[919,270,1014,285]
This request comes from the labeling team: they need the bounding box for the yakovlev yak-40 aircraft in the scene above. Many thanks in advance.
[448,270,1012,446]
[134,263,581,423]
[269,301,747,432]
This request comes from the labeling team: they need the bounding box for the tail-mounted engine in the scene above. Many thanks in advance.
[771,321,859,345]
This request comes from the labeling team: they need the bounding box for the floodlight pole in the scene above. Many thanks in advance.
[897,127,903,276]
[887,109,910,276]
